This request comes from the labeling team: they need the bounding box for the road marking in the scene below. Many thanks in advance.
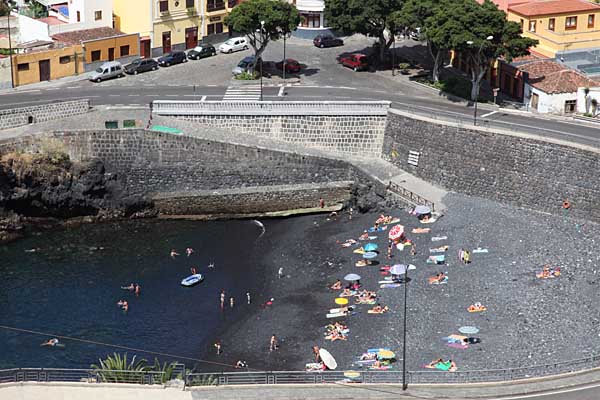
[201,95,207,101]
[66,86,79,89]
[481,110,498,118]
[223,85,262,101]
[128,94,139,97]
[278,86,285,97]
[45,88,61,91]
[8,89,41,94]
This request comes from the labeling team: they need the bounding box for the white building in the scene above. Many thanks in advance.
[293,0,331,39]
[519,60,597,114]
[0,13,52,49]
[42,0,114,35]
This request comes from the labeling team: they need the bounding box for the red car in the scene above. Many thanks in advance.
[275,59,302,74]
[339,53,369,71]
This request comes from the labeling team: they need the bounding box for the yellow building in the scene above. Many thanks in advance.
[113,0,234,58]
[507,0,600,58]
[12,46,84,87]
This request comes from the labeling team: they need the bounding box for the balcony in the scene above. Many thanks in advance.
[227,0,237,8]
[207,1,225,12]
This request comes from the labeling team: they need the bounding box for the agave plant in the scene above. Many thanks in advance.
[91,353,149,383]
[151,358,177,383]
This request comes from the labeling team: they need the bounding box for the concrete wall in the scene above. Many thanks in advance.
[383,109,600,221]
[12,45,84,86]
[174,114,387,157]
[82,34,140,70]
[68,0,113,28]
[15,14,53,43]
[525,84,576,114]
[0,100,90,130]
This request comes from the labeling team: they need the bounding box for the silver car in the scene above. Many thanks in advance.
[89,61,124,83]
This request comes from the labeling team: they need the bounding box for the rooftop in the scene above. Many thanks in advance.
[519,60,598,93]
[38,16,67,26]
[508,0,600,16]
[52,27,124,45]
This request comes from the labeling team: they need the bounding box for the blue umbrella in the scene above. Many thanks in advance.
[364,243,378,252]
[363,252,378,259]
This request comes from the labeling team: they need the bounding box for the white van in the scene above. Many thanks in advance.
[89,61,124,83]
[219,37,249,54]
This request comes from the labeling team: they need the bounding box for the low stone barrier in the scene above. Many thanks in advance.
[0,99,90,130]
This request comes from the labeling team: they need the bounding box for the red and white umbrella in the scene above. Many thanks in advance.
[388,224,404,240]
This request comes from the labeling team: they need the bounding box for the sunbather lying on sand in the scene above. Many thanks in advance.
[355,260,369,267]
[428,272,447,284]
[468,302,487,312]
[537,265,561,279]
[369,304,389,314]
[325,331,348,341]
[360,352,377,361]
[340,288,356,297]
[330,279,343,290]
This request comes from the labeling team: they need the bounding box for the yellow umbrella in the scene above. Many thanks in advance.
[335,297,348,305]
[377,350,396,359]
[343,370,361,378]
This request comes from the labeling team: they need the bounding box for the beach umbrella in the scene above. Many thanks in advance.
[364,243,378,252]
[459,326,480,334]
[390,264,407,275]
[363,252,378,260]
[344,273,361,281]
[388,225,404,241]
[335,297,348,305]
[377,350,396,359]
[415,205,431,215]
[319,348,338,370]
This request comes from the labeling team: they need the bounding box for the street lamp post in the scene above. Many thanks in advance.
[6,9,15,88]
[466,35,493,126]
[260,21,265,102]
[402,267,411,390]
[392,35,396,76]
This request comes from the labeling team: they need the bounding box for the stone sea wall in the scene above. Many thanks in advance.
[0,129,380,216]
[383,109,600,220]
[0,99,90,130]
[174,115,387,157]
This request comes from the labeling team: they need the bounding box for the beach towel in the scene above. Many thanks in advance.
[326,312,348,318]
[430,246,449,253]
[427,255,446,264]
[431,236,448,242]
[412,228,431,234]
[380,283,402,288]
[428,275,448,285]
[447,342,468,350]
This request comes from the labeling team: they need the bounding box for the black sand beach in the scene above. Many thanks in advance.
[200,192,600,374]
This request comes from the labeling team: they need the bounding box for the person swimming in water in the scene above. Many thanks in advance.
[208,262,215,269]
[134,284,141,296]
[186,247,194,257]
[190,267,197,275]
[170,249,180,259]
[41,338,60,347]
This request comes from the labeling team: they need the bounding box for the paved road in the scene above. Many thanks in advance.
[1,35,598,147]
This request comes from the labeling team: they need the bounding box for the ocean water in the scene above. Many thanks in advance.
[0,219,267,369]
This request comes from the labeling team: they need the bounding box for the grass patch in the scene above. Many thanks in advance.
[234,71,257,80]
[417,76,488,103]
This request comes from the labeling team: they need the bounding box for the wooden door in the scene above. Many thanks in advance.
[141,39,151,58]
[162,32,171,54]
[108,48,115,61]
[39,59,50,81]
[185,27,198,49]
[531,93,539,110]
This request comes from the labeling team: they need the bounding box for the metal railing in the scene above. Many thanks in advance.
[3,355,600,387]
[152,100,392,116]
[386,181,435,211]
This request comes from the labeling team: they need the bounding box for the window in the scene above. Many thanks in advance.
[94,10,102,20]
[186,0,194,7]
[566,16,577,30]
[17,63,29,71]
[564,100,576,113]
[216,22,223,33]
[59,55,71,64]
[206,0,224,11]
[120,45,130,57]
[529,20,536,32]
[91,50,101,61]
[548,18,555,31]
[207,23,214,35]
[589,14,595,28]
[159,0,169,12]
[76,10,80,22]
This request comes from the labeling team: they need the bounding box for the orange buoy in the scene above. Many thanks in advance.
[562,200,571,209]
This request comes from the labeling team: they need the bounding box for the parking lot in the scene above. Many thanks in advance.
[75,35,412,92]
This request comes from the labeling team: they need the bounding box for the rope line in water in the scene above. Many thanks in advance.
[0,324,261,371]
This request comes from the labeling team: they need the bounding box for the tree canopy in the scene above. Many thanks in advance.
[325,0,404,61]
[0,0,15,17]
[225,0,300,62]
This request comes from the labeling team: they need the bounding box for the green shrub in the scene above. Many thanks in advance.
[397,63,410,70]
[235,71,257,80]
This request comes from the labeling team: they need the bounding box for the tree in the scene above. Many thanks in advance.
[325,0,404,62]
[225,0,300,71]
[455,0,538,101]
[0,0,15,17]
[393,0,456,82]
[23,1,48,19]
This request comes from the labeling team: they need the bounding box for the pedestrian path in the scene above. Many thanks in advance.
[223,85,262,101]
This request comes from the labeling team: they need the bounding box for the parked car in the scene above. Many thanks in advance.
[313,34,344,48]
[89,61,124,82]
[188,43,216,60]
[274,58,302,74]
[124,58,159,74]
[158,51,187,67]
[232,56,262,76]
[339,53,369,71]
[219,37,249,54]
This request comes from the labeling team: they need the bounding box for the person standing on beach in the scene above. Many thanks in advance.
[278,267,284,279]
[270,335,278,352]
[348,207,353,220]
[319,198,325,208]
[230,297,234,308]
[387,243,393,259]
[312,345,321,362]
[246,292,251,304]
[214,341,222,355]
